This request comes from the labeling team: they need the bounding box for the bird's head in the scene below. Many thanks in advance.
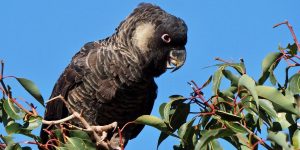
[116,3,188,77]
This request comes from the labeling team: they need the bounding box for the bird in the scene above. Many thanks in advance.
[40,3,187,150]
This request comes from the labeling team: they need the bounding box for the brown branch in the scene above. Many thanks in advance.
[42,114,76,125]
[65,122,117,135]
[43,94,117,150]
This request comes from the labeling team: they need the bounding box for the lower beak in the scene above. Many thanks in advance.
[167,49,186,72]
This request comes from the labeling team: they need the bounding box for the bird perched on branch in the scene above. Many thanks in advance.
[40,3,187,149]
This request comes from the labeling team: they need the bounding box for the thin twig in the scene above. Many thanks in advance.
[44,94,113,149]
[10,97,34,116]
[215,57,232,64]
[42,114,76,125]
[236,122,272,150]
[0,60,8,95]
[284,64,300,88]
[274,20,300,52]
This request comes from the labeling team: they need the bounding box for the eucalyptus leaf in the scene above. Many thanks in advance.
[258,99,277,119]
[213,68,224,95]
[292,129,300,149]
[15,78,44,107]
[258,52,282,85]
[215,110,242,121]
[134,115,168,131]
[170,103,190,129]
[222,69,239,86]
[22,116,42,130]
[256,86,297,115]
[5,122,21,134]
[159,103,166,121]
[3,99,24,120]
[68,130,91,140]
[288,73,300,95]
[65,137,85,150]
[224,122,247,134]
[239,74,259,108]
[4,143,22,150]
[267,131,293,150]
[195,128,235,149]
[164,95,186,125]
[157,132,169,149]
[0,135,14,145]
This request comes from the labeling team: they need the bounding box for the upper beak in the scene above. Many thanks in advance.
[167,48,186,72]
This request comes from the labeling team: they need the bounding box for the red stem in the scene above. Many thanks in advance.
[118,127,124,150]
[274,20,300,53]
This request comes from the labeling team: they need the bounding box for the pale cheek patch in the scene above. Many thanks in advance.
[132,23,155,52]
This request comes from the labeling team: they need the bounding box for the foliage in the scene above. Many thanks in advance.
[0,21,299,150]
[135,23,300,149]
[0,63,97,150]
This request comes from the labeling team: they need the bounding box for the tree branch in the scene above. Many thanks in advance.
[42,95,118,150]
[274,20,300,52]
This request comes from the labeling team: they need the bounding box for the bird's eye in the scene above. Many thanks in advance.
[161,34,171,43]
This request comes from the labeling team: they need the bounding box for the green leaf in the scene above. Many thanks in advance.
[269,70,278,85]
[267,131,293,150]
[177,118,196,149]
[56,147,68,150]
[222,69,239,86]
[224,122,247,134]
[68,130,91,140]
[292,129,300,149]
[15,78,44,107]
[258,99,278,119]
[288,73,300,94]
[239,74,259,108]
[81,139,96,150]
[157,132,169,149]
[256,86,297,115]
[53,129,64,142]
[164,95,186,125]
[208,140,223,150]
[0,135,14,145]
[170,103,190,129]
[156,101,188,150]
[3,99,24,120]
[223,135,250,150]
[178,118,196,140]
[287,43,298,55]
[216,63,245,75]
[65,137,85,150]
[5,143,22,150]
[5,122,21,134]
[159,103,166,120]
[199,76,213,89]
[134,115,168,131]
[213,68,224,95]
[258,52,282,85]
[23,116,42,130]
[215,110,242,121]
[195,128,235,149]
[273,113,295,130]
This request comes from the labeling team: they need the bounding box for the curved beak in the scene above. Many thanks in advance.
[166,48,186,72]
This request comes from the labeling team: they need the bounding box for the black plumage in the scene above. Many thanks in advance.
[40,3,187,149]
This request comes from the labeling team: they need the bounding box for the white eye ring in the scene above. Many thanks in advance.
[161,34,171,43]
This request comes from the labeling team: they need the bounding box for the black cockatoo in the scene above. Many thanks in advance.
[40,3,187,149]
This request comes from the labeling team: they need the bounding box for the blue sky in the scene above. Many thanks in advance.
[1,0,300,149]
